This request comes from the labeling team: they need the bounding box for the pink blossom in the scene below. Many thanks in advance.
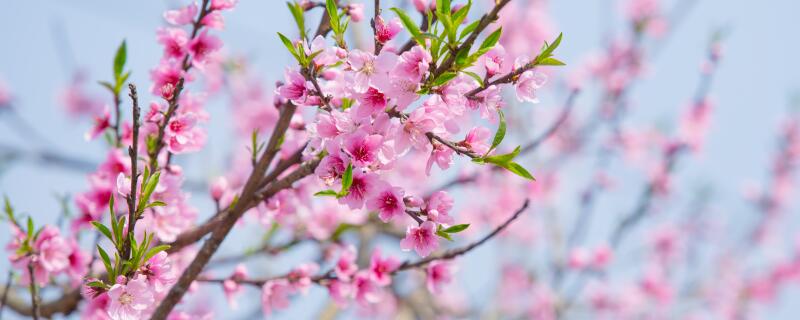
[66,240,90,286]
[164,3,198,26]
[304,35,341,68]
[395,107,437,153]
[210,0,238,11]
[470,84,504,121]
[335,245,358,281]
[187,31,222,66]
[138,251,175,293]
[640,269,673,304]
[85,107,111,141]
[156,28,189,60]
[0,79,10,107]
[395,46,432,81]
[165,112,205,154]
[59,73,103,116]
[368,249,399,286]
[426,142,454,175]
[33,226,70,275]
[201,11,225,29]
[412,0,432,12]
[347,50,396,93]
[107,276,155,320]
[425,261,452,293]
[482,45,507,77]
[515,70,547,103]
[327,279,353,306]
[277,69,310,103]
[592,245,613,269]
[354,87,387,119]
[374,75,420,110]
[223,264,247,309]
[6,225,69,286]
[287,263,319,294]
[209,176,228,201]
[425,191,454,225]
[568,247,590,269]
[374,16,403,44]
[338,172,379,209]
[347,3,365,22]
[366,182,405,222]
[459,127,492,154]
[116,173,131,196]
[150,61,186,96]
[400,221,439,257]
[262,279,292,316]
[344,130,383,168]
[352,271,380,305]
[315,151,347,185]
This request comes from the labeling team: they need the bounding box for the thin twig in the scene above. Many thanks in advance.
[0,271,13,320]
[122,84,141,260]
[201,199,529,287]
[26,263,40,320]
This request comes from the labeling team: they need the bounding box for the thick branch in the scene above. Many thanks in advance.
[149,104,300,319]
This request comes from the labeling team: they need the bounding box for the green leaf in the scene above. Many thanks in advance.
[484,145,521,164]
[452,0,471,26]
[143,245,171,263]
[114,216,126,248]
[487,110,506,155]
[3,195,16,225]
[501,161,536,180]
[455,46,471,67]
[537,57,566,66]
[462,71,484,86]
[436,0,451,18]
[96,245,114,280]
[341,98,354,110]
[443,223,470,233]
[113,40,127,80]
[287,2,306,40]
[91,221,114,243]
[146,201,167,209]
[391,8,425,47]
[439,14,455,42]
[119,72,131,87]
[326,0,340,33]
[331,223,355,240]
[314,190,338,197]
[26,217,34,239]
[86,280,108,289]
[139,171,161,212]
[435,225,454,241]
[98,81,115,93]
[535,33,563,64]
[277,32,302,63]
[341,163,353,192]
[479,27,502,51]
[431,72,458,87]
[459,20,480,40]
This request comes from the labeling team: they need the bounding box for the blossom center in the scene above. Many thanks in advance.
[119,292,134,305]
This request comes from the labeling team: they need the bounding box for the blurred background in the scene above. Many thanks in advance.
[1,0,800,319]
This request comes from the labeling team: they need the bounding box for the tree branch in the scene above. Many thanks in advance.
[149,103,300,319]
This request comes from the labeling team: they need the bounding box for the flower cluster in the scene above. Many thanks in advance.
[5,222,89,287]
